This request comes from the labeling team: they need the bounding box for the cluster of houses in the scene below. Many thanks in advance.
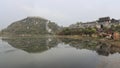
[70,17,120,29]
[69,17,120,40]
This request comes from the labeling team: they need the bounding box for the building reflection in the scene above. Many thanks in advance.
[2,37,120,56]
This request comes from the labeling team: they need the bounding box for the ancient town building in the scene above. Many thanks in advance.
[69,17,120,29]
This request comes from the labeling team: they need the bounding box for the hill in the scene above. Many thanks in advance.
[2,17,60,36]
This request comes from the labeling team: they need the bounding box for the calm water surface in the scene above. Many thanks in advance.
[0,37,120,68]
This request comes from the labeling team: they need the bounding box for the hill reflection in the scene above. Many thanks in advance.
[2,37,59,53]
[2,37,120,56]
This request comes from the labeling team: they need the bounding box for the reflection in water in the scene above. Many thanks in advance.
[60,38,120,56]
[0,39,33,68]
[2,37,120,55]
[1,37,120,68]
[2,37,59,53]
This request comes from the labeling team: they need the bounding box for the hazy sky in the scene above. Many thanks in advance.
[1,0,120,29]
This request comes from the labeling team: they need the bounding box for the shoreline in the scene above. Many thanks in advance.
[1,35,120,48]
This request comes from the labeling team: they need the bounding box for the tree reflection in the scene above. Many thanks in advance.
[2,37,120,56]
[60,38,120,56]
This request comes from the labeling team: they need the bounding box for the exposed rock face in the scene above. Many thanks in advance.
[2,17,60,35]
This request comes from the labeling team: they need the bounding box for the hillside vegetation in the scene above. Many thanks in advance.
[2,17,60,36]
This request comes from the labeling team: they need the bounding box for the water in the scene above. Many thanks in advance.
[0,37,120,68]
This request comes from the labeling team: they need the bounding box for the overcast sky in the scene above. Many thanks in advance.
[1,0,120,29]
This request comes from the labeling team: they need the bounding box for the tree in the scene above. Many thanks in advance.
[82,27,97,36]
